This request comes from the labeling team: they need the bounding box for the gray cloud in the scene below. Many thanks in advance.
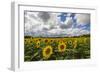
[42,27,49,31]
[38,12,50,23]
[29,14,38,20]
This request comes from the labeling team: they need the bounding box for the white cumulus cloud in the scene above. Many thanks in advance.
[75,14,90,26]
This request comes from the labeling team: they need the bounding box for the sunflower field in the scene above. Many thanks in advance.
[24,36,90,61]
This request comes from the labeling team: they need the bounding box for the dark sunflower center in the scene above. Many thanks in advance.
[37,43,39,45]
[60,45,64,50]
[39,39,41,41]
[45,48,50,54]
[45,40,48,43]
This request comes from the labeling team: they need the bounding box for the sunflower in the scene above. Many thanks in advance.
[38,38,42,41]
[73,40,77,49]
[24,39,28,45]
[42,45,53,59]
[58,40,64,44]
[59,39,64,43]
[68,40,73,45]
[44,39,51,44]
[50,39,54,43]
[58,42,66,52]
[36,40,40,48]
[26,39,32,45]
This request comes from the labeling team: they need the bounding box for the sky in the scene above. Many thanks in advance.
[24,11,90,37]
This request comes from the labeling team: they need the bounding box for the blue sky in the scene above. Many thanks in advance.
[24,11,90,37]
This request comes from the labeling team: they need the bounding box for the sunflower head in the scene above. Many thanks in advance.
[36,40,40,48]
[59,40,64,44]
[58,42,66,52]
[26,39,32,45]
[24,39,28,44]
[50,39,54,43]
[44,39,51,44]
[68,40,73,45]
[73,40,77,49]
[44,39,48,43]
[42,45,53,59]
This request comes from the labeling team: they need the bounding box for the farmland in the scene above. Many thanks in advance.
[24,35,90,61]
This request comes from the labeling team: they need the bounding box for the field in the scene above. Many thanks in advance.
[24,36,90,61]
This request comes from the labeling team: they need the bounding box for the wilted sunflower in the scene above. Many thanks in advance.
[58,42,66,52]
[42,45,53,59]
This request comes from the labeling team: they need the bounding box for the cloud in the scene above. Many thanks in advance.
[75,14,90,26]
[59,17,73,29]
[38,12,50,23]
[24,11,90,37]
[66,28,90,36]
